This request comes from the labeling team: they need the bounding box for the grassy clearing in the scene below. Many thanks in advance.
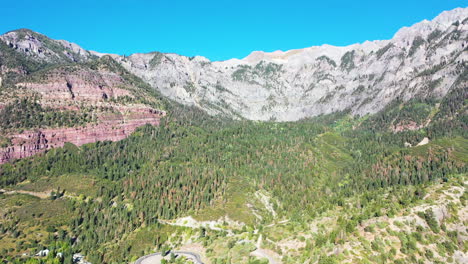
[14,173,111,197]
[194,177,256,225]
[0,193,74,256]
[409,137,468,163]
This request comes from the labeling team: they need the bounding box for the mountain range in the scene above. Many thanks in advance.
[1,7,467,121]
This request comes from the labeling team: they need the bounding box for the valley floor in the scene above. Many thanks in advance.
[124,174,468,264]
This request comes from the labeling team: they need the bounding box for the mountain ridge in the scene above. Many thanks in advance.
[0,7,467,122]
[111,7,467,121]
[3,7,466,63]
[241,7,468,63]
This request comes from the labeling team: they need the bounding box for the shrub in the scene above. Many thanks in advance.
[418,209,440,233]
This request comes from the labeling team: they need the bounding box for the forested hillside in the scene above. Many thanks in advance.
[0,91,466,263]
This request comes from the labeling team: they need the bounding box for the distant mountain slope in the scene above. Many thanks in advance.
[112,7,467,121]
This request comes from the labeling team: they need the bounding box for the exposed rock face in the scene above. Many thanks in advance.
[417,137,430,146]
[392,121,424,133]
[0,64,165,163]
[111,7,468,121]
[17,68,132,102]
[0,108,163,163]
[0,44,165,163]
[1,131,49,162]
[0,29,100,63]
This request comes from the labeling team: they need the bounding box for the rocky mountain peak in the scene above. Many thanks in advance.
[393,7,468,43]
[0,28,101,63]
[433,7,468,26]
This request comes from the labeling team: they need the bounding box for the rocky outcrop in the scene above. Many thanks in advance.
[17,68,133,102]
[0,29,100,63]
[391,121,424,133]
[416,137,430,146]
[0,107,164,163]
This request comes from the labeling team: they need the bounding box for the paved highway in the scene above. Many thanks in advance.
[135,251,204,264]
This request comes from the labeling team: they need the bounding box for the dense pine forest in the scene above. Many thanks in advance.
[0,90,466,263]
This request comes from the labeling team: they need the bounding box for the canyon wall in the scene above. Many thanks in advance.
[0,108,163,163]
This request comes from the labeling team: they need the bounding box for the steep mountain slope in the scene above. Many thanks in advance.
[112,7,467,121]
[0,28,100,63]
[0,35,165,163]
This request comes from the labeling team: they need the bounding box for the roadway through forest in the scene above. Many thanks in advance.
[135,251,204,264]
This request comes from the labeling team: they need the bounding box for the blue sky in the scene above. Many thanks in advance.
[1,0,466,61]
